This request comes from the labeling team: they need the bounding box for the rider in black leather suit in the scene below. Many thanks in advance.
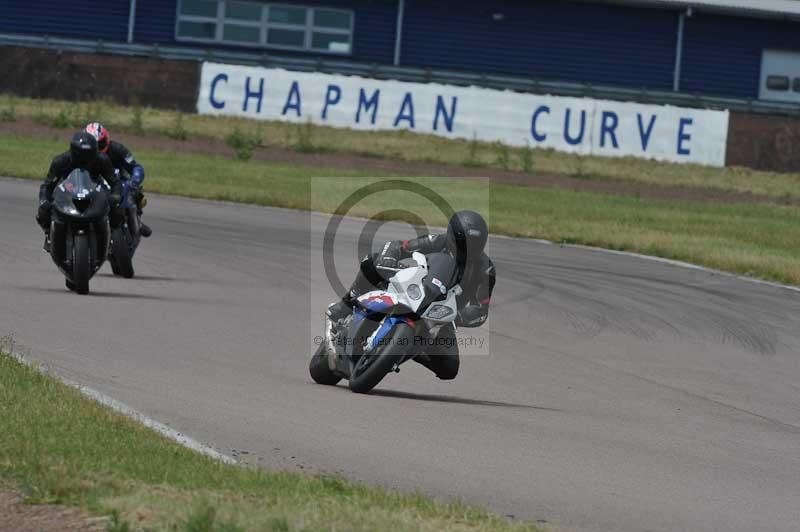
[36,131,122,251]
[327,210,495,380]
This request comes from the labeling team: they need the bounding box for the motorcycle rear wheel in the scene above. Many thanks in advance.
[111,227,134,279]
[309,343,342,386]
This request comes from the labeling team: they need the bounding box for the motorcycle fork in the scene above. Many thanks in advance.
[50,221,67,264]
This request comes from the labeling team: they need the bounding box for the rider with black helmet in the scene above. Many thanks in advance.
[36,131,122,251]
[327,210,496,380]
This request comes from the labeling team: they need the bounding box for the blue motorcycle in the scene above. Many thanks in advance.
[108,173,143,279]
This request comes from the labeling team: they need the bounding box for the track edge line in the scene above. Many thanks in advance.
[6,347,237,465]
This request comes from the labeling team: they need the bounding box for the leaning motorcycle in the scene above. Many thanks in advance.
[310,251,462,393]
[48,168,111,295]
[108,172,142,279]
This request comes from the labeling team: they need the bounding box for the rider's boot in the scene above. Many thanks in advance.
[136,191,152,237]
[326,269,377,321]
[326,300,351,322]
[41,225,51,253]
[37,215,51,253]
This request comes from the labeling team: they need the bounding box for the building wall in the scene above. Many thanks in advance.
[2,1,800,102]
[0,0,130,42]
[401,0,678,91]
[682,13,800,99]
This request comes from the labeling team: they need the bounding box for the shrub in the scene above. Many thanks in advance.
[494,142,510,170]
[225,127,259,161]
[0,102,16,122]
[464,134,480,166]
[294,119,316,153]
[165,113,188,141]
[520,146,534,173]
[129,107,144,135]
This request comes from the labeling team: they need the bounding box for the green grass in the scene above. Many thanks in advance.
[1,132,798,285]
[3,93,800,200]
[0,347,541,531]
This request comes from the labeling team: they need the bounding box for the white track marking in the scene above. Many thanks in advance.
[7,347,236,465]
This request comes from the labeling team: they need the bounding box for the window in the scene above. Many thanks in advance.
[766,75,790,91]
[793,78,800,93]
[176,1,353,54]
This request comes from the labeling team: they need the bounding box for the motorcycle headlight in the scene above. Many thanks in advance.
[72,197,91,213]
[407,283,422,300]
[426,304,453,319]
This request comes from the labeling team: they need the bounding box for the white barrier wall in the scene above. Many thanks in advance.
[197,62,730,167]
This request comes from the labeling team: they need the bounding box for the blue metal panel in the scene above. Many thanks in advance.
[133,1,178,45]
[0,0,130,42]
[682,13,800,99]
[134,1,396,64]
[350,0,397,64]
[400,0,678,91]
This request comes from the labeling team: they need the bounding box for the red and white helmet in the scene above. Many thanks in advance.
[85,122,110,153]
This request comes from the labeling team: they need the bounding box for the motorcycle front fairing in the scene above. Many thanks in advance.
[50,169,111,275]
[51,169,110,222]
[326,251,462,379]
[341,252,430,370]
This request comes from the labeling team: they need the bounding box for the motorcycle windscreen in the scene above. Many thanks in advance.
[52,169,108,219]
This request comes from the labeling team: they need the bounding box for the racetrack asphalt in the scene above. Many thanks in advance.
[1,177,799,532]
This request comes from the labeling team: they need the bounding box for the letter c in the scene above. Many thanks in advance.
[531,105,550,142]
[209,73,228,110]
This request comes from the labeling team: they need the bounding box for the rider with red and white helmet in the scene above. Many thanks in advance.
[85,122,151,237]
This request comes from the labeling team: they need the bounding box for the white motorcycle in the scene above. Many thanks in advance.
[310,251,462,393]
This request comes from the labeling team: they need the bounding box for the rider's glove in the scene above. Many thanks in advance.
[131,165,145,188]
[377,241,403,269]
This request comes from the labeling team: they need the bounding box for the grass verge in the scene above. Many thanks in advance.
[1,132,799,285]
[0,348,541,531]
[2,93,800,200]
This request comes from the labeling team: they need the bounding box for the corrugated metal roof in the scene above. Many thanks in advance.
[593,0,800,19]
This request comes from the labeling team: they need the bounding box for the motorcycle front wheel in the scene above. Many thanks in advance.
[72,233,91,295]
[348,322,413,394]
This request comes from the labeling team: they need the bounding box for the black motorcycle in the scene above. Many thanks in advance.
[48,168,111,294]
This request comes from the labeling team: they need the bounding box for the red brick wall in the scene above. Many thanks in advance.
[0,46,199,112]
[727,112,800,172]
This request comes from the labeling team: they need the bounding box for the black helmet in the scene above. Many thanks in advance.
[446,210,488,263]
[69,131,98,168]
